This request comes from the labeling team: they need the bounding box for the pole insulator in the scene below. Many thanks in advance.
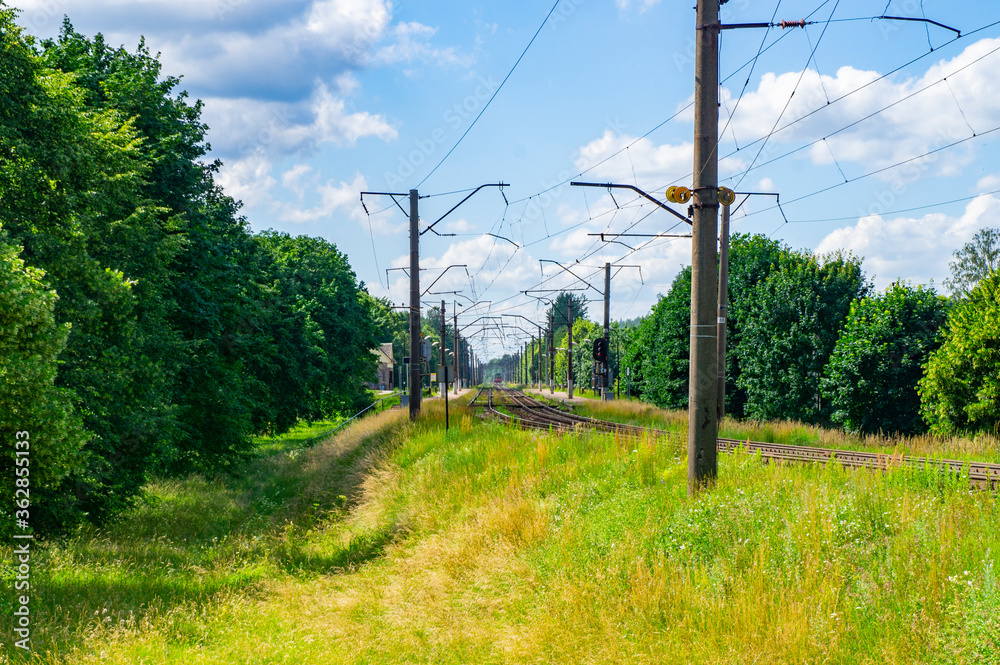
[780,20,805,29]
[666,185,692,204]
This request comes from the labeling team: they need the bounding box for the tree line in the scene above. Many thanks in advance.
[1,13,385,536]
[621,230,1000,438]
[487,228,998,440]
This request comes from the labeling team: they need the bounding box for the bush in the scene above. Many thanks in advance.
[919,273,1000,436]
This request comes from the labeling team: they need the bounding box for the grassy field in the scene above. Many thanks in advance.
[573,398,1000,464]
[2,396,998,663]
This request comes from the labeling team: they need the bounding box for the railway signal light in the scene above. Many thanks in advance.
[592,337,609,362]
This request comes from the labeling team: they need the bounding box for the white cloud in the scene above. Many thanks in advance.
[615,0,660,12]
[369,21,470,68]
[574,130,746,191]
[276,172,369,223]
[281,164,314,197]
[814,194,1000,291]
[976,173,1000,192]
[202,81,397,159]
[215,151,276,208]
[722,39,1000,185]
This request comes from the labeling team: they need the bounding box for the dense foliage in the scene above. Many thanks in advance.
[631,267,691,409]
[0,235,90,534]
[0,13,380,533]
[822,283,950,435]
[919,274,1000,436]
[736,251,867,424]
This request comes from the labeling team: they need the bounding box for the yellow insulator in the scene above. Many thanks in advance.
[718,187,736,206]
[673,186,691,204]
[666,186,678,203]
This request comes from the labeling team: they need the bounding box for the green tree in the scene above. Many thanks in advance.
[255,232,380,423]
[944,228,1000,299]
[724,234,790,418]
[1,10,184,521]
[633,267,692,409]
[367,294,409,383]
[546,291,589,342]
[0,234,90,535]
[737,251,868,424]
[919,274,1000,436]
[624,234,789,412]
[569,317,602,392]
[609,320,638,397]
[822,282,950,435]
[38,21,268,477]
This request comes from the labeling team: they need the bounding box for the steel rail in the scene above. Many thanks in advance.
[470,389,999,489]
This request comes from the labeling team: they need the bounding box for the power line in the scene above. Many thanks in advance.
[733,0,841,190]
[720,38,1000,184]
[416,0,562,188]
[786,188,1000,224]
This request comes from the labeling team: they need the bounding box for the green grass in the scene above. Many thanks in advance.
[2,398,998,663]
[571,400,1000,464]
[253,418,346,456]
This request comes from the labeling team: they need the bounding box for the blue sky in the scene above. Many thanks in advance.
[9,0,1000,359]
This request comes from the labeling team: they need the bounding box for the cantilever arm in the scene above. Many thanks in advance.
[571,181,691,225]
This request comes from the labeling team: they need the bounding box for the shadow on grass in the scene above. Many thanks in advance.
[3,411,406,658]
[275,526,403,576]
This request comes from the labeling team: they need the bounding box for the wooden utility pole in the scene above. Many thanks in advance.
[688,0,720,494]
[409,189,422,421]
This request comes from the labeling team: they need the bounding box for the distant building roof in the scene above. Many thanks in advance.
[375,342,393,366]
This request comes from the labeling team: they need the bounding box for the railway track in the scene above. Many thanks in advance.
[469,386,1000,489]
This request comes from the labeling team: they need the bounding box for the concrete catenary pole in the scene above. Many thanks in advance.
[538,324,543,392]
[453,304,459,395]
[717,201,731,420]
[548,312,555,394]
[441,299,449,430]
[688,0,720,494]
[603,262,611,401]
[408,189,421,421]
[567,299,574,399]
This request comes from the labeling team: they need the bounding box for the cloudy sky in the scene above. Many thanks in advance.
[8,0,1000,359]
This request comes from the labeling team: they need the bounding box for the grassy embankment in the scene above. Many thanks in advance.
[571,398,1000,463]
[2,396,998,664]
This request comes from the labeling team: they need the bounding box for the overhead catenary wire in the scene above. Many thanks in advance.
[732,0,842,191]
[421,12,1000,355]
[503,13,995,243]
[416,0,563,189]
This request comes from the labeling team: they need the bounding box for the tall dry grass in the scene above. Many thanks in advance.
[4,396,998,664]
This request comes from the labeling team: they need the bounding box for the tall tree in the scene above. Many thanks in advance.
[38,21,265,476]
[919,274,1000,436]
[737,251,868,424]
[0,233,90,535]
[822,282,950,435]
[546,291,589,341]
[724,234,790,418]
[1,10,184,521]
[255,232,380,424]
[633,267,691,410]
[944,228,1000,299]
